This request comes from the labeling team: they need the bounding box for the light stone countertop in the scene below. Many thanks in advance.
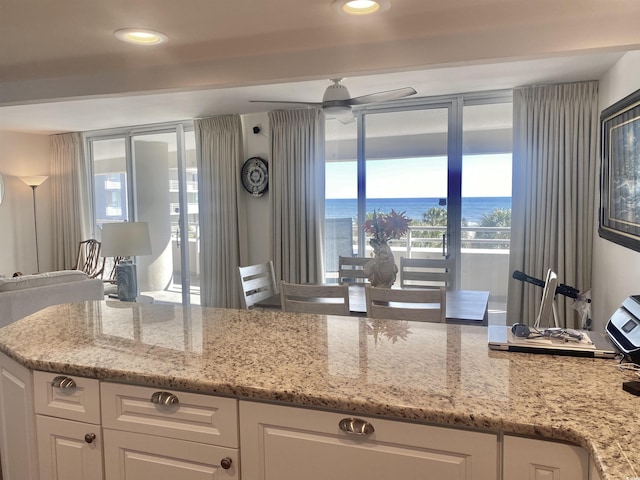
[0,300,636,480]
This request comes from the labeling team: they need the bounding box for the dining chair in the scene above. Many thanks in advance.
[72,239,104,278]
[280,282,350,316]
[365,285,446,322]
[100,255,124,294]
[338,256,370,284]
[400,257,454,289]
[238,261,279,309]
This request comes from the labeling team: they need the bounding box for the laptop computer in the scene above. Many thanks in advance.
[488,325,619,358]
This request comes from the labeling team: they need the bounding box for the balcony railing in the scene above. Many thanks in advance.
[405,225,510,256]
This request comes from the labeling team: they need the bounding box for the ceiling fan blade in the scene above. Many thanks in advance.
[347,87,417,105]
[249,100,322,106]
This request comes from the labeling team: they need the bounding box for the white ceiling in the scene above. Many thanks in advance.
[1,0,638,135]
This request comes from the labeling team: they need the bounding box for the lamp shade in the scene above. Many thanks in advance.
[101,222,152,257]
[19,176,49,187]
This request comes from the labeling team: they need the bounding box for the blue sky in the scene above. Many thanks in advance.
[326,154,512,199]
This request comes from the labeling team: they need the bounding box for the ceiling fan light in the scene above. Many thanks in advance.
[323,105,352,116]
[114,28,168,46]
[331,0,390,16]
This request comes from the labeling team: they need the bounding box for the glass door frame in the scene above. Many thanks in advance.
[352,90,512,289]
[85,121,195,304]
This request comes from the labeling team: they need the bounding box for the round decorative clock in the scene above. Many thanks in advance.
[241,156,269,197]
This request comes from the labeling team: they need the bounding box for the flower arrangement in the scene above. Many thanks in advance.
[362,209,411,247]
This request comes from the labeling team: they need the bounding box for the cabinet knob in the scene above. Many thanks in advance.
[84,433,96,444]
[52,376,76,390]
[150,391,179,406]
[220,457,233,470]
[338,417,375,436]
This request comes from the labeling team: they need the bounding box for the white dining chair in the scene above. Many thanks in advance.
[280,282,350,316]
[338,256,370,284]
[400,257,454,289]
[365,285,446,322]
[238,261,279,309]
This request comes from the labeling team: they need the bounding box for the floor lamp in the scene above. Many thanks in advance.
[19,176,48,273]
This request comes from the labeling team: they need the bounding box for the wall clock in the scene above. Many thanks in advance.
[241,156,269,197]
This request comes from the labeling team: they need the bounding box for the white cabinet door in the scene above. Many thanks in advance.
[36,415,103,480]
[503,435,589,480]
[240,401,497,480]
[0,353,39,480]
[103,428,239,480]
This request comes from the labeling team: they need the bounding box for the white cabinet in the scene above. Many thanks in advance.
[240,401,498,480]
[0,353,599,480]
[34,372,103,480]
[503,435,589,480]
[103,429,238,480]
[0,353,39,480]
[101,382,239,480]
[36,415,103,480]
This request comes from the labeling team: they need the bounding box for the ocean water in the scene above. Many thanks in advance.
[326,197,512,225]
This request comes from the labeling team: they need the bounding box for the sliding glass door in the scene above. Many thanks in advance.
[363,107,451,277]
[325,92,512,306]
[88,123,199,305]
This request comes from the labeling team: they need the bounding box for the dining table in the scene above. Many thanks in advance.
[257,284,490,326]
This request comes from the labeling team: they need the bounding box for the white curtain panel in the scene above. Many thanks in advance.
[50,132,91,270]
[507,82,598,328]
[269,108,326,284]
[195,115,244,308]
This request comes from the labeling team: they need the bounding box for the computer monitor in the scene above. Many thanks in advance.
[533,269,559,329]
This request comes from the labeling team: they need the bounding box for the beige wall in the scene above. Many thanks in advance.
[0,131,50,277]
[591,51,640,332]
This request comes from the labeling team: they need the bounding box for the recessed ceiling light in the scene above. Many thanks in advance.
[331,0,390,15]
[114,28,168,46]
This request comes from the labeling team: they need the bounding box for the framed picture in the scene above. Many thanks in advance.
[599,87,640,251]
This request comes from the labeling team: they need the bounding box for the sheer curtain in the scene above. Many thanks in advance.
[269,108,325,284]
[507,82,598,328]
[50,132,91,270]
[195,115,246,308]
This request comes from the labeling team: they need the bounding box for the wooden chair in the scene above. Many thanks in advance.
[365,285,446,322]
[280,282,350,316]
[338,256,370,284]
[238,261,279,309]
[72,239,104,278]
[400,257,454,289]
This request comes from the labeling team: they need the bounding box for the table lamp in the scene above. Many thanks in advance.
[101,222,152,302]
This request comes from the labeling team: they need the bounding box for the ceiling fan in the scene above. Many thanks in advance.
[249,78,417,121]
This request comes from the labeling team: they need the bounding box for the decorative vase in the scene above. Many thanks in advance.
[364,242,398,288]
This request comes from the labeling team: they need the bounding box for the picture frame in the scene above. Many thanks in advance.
[599,87,640,252]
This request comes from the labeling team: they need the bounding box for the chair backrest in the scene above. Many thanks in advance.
[365,285,446,322]
[238,261,278,309]
[101,256,124,283]
[325,218,354,273]
[74,239,103,278]
[400,257,454,289]
[338,256,370,284]
[280,282,350,316]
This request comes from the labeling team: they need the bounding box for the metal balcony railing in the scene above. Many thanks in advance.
[405,225,511,256]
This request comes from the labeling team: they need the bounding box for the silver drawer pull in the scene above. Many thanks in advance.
[150,391,179,406]
[338,417,375,436]
[52,376,76,390]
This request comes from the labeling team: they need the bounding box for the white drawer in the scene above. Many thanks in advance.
[101,382,238,448]
[34,371,101,424]
[103,429,239,480]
